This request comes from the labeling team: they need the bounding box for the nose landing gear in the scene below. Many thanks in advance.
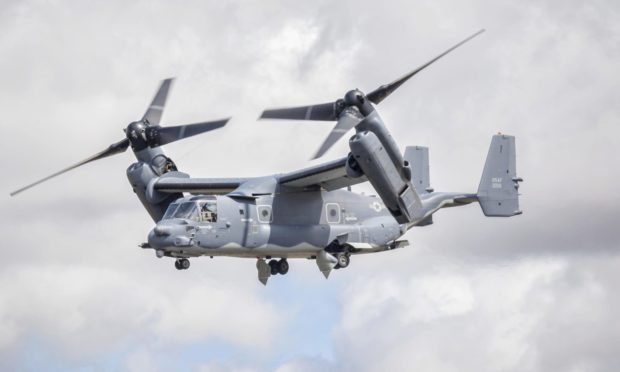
[175,258,190,270]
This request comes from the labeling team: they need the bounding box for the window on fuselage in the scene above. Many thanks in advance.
[200,200,218,223]
[173,202,200,221]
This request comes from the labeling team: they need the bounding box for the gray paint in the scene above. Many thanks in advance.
[144,128,521,284]
[404,146,431,194]
[477,135,522,217]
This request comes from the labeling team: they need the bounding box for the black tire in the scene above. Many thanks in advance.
[336,253,350,269]
[174,260,182,270]
[269,259,279,275]
[181,258,190,270]
[278,259,289,275]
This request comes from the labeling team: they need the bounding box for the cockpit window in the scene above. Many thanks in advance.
[173,202,200,221]
[162,203,179,220]
[163,200,216,222]
[200,200,218,223]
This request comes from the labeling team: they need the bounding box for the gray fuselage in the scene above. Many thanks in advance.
[148,189,404,259]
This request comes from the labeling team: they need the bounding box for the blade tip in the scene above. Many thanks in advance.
[9,188,24,197]
[312,149,325,159]
[258,111,272,120]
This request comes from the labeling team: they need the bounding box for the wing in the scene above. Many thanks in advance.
[153,157,368,196]
[154,176,248,194]
[278,156,367,191]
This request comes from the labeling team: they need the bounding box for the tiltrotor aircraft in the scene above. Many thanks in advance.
[11,30,522,284]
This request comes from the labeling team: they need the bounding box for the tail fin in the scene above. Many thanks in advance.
[404,146,432,194]
[477,134,523,217]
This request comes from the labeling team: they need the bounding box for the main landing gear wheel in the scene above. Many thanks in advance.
[278,259,289,275]
[269,259,279,275]
[268,259,289,275]
[335,253,350,269]
[181,258,190,269]
[175,258,190,270]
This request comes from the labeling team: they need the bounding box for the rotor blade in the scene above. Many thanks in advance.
[152,118,230,147]
[260,101,338,121]
[366,29,485,105]
[142,78,174,126]
[10,138,130,196]
[312,110,362,159]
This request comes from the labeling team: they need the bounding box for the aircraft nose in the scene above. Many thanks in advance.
[154,225,172,236]
[148,222,194,249]
[147,227,164,248]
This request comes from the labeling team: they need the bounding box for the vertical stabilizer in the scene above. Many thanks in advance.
[404,146,431,194]
[477,134,522,217]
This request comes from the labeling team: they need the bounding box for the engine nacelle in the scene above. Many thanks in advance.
[345,153,364,178]
[127,162,182,221]
[349,130,422,224]
[355,111,408,180]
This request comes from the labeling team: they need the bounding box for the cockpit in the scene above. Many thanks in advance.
[162,199,218,223]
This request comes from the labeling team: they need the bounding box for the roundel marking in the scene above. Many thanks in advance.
[371,201,383,212]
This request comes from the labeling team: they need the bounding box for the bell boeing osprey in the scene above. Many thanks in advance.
[11,30,522,285]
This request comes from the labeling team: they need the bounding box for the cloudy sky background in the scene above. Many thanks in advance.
[1,0,619,371]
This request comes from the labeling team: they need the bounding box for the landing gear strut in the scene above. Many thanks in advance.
[268,259,289,275]
[175,258,190,270]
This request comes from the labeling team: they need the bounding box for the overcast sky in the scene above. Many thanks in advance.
[1,0,619,371]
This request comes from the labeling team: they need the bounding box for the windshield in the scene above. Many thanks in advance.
[162,203,179,220]
[173,202,200,221]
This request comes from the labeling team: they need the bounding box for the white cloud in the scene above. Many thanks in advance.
[196,361,259,372]
[0,263,278,364]
[327,255,620,372]
[275,356,335,372]
[0,0,619,371]
[124,348,161,372]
